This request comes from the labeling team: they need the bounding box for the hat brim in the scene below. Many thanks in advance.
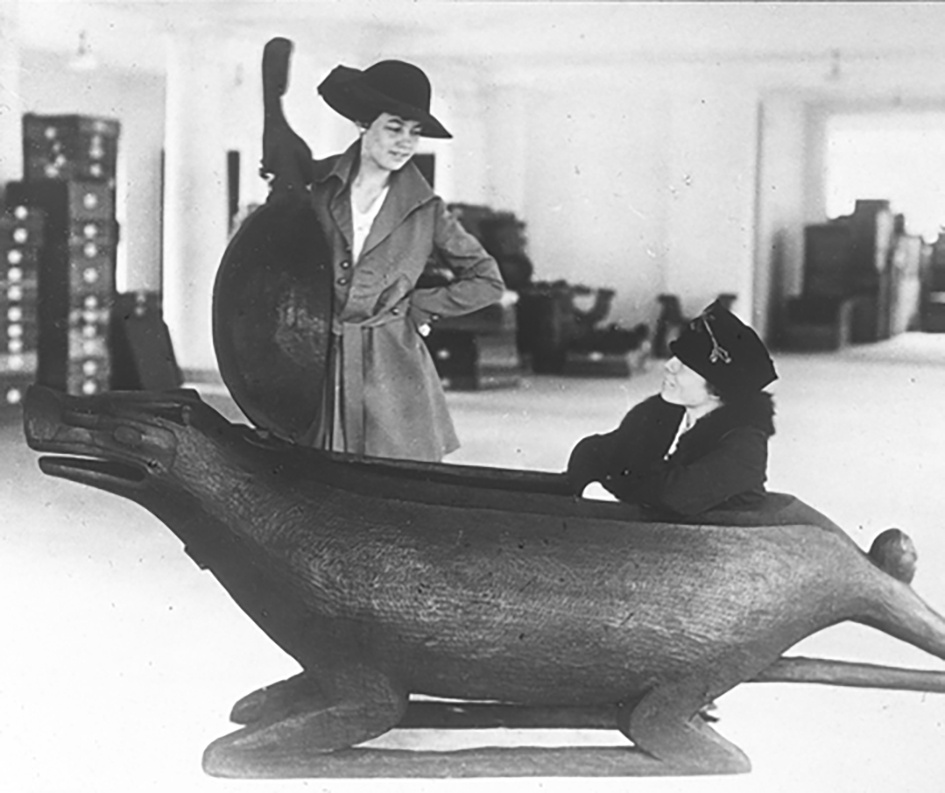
[668,336,713,385]
[669,325,777,395]
[318,65,452,139]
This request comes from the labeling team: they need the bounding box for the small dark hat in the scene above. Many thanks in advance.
[317,60,452,139]
[670,300,777,395]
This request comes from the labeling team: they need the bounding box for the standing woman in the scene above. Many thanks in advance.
[308,60,505,461]
[566,301,778,517]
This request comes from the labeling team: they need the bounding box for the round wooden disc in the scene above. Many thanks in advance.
[212,198,333,441]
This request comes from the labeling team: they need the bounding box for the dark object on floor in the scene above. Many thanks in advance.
[424,303,521,390]
[109,291,182,390]
[922,234,945,332]
[653,293,686,359]
[517,281,649,375]
[23,384,945,779]
[793,201,926,345]
[779,295,858,351]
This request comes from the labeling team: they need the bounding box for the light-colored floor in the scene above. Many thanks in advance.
[4,333,945,793]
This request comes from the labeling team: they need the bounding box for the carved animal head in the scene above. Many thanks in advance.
[23,385,271,503]
[23,384,327,666]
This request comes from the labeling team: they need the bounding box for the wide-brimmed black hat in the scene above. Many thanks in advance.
[670,300,777,395]
[317,60,452,139]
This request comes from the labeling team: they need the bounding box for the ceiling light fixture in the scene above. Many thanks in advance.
[826,49,843,82]
[68,30,99,72]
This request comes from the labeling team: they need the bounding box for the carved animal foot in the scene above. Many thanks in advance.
[228,671,319,725]
[203,666,407,777]
[618,669,753,775]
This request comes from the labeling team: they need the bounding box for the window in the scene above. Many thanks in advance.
[825,111,945,242]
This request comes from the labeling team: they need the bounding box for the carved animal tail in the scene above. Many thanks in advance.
[857,545,945,663]
[756,533,945,693]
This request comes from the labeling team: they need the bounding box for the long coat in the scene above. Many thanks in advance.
[566,392,776,517]
[308,142,505,461]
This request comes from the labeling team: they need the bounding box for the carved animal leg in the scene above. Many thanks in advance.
[617,677,751,775]
[203,665,407,777]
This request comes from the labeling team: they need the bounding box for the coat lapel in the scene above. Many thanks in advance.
[360,161,435,258]
[315,143,435,258]
[316,142,358,250]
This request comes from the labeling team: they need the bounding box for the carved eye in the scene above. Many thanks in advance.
[113,425,143,447]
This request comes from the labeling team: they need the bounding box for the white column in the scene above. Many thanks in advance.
[663,75,760,320]
[162,31,228,378]
[0,0,23,186]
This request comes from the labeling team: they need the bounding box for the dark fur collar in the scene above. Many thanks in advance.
[682,390,776,446]
[638,391,776,438]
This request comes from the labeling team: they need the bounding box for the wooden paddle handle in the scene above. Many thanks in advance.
[260,37,313,197]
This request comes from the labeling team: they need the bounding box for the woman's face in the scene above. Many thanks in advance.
[660,356,717,409]
[360,113,423,172]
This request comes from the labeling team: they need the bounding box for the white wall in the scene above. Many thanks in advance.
[520,70,670,329]
[16,3,945,374]
[477,62,764,331]
[0,5,24,187]
[18,49,165,294]
[660,74,760,321]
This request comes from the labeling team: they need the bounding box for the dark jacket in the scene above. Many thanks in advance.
[566,393,775,517]
[309,143,505,460]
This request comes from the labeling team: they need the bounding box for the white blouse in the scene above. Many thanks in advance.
[350,185,390,263]
[664,412,695,459]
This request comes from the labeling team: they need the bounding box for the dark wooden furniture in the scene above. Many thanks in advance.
[781,200,925,349]
[516,281,649,376]
[424,302,521,390]
[921,235,945,332]
[110,290,182,391]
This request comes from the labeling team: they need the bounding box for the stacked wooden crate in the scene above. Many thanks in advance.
[0,204,43,407]
[5,114,120,396]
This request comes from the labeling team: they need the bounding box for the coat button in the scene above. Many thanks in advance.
[337,276,349,286]
[339,259,351,269]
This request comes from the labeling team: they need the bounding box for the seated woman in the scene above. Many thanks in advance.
[566,300,777,517]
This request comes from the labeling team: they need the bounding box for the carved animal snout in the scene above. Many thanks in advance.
[23,386,186,481]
